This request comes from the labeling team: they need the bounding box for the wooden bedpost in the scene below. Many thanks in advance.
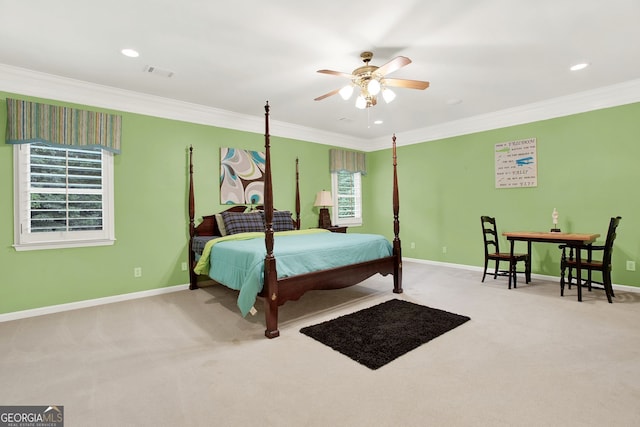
[188,145,198,290]
[263,101,280,338]
[295,157,301,230]
[392,134,403,294]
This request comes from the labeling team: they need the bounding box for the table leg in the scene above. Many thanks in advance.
[509,239,516,289]
[526,241,532,283]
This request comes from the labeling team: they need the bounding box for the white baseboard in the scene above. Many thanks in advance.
[402,257,640,294]
[2,259,638,322]
[0,283,190,323]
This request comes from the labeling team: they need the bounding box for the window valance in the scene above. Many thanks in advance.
[5,98,122,154]
[329,149,366,175]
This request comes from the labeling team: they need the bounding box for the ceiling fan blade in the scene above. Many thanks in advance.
[384,78,430,90]
[375,56,411,76]
[317,69,354,79]
[314,88,341,101]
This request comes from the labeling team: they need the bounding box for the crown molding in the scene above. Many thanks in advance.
[369,78,640,151]
[2,63,639,153]
[0,63,363,149]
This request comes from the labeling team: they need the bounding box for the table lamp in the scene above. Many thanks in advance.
[314,190,333,228]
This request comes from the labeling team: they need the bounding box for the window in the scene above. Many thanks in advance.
[331,170,362,226]
[13,143,115,251]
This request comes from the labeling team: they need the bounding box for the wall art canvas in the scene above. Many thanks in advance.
[220,148,266,204]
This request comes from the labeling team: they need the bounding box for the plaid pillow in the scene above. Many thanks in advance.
[221,211,264,235]
[271,210,294,232]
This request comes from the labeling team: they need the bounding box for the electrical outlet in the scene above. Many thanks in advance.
[134,267,142,277]
[442,246,447,254]
[410,242,415,249]
[626,261,636,271]
[181,262,188,271]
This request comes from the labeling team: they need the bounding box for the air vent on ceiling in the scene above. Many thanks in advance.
[143,65,174,78]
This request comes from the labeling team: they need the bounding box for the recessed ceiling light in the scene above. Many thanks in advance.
[570,62,589,71]
[446,98,462,105]
[373,120,383,125]
[121,48,140,58]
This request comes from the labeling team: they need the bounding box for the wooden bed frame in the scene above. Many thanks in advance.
[188,102,402,338]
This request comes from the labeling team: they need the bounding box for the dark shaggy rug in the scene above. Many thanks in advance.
[300,299,470,370]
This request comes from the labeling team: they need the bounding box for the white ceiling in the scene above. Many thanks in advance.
[2,0,640,150]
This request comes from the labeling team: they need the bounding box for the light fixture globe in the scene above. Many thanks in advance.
[382,88,396,103]
[367,78,381,95]
[339,85,354,100]
[355,95,367,109]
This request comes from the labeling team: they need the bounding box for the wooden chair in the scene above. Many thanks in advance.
[560,216,621,303]
[481,216,530,287]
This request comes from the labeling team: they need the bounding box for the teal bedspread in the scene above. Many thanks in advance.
[194,229,393,316]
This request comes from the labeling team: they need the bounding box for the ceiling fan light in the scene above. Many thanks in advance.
[355,95,367,109]
[339,85,354,100]
[367,78,381,96]
[382,88,396,103]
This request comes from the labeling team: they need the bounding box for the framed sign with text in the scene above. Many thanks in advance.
[495,138,537,188]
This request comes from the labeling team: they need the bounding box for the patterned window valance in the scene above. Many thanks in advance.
[329,149,366,175]
[5,98,122,154]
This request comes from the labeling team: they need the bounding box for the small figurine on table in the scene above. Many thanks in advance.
[550,208,561,232]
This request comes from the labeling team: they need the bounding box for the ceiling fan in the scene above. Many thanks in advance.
[314,51,430,109]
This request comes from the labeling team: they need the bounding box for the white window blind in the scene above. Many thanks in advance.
[331,170,362,226]
[14,143,115,250]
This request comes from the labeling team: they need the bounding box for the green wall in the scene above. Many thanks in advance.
[364,102,640,288]
[2,93,638,316]
[0,93,333,314]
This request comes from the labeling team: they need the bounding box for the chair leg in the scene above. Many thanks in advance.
[603,272,613,303]
[560,251,566,296]
[525,258,531,283]
[482,259,488,282]
[510,259,516,289]
[609,273,615,298]
[493,260,499,280]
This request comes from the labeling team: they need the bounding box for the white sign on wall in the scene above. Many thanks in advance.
[495,138,537,188]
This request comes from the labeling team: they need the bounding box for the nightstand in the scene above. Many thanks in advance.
[325,226,347,233]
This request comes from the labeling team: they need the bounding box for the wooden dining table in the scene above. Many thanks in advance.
[502,231,600,301]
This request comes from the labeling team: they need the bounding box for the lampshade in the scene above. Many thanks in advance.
[314,190,333,207]
[355,95,367,109]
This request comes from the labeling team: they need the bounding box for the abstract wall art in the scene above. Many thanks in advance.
[220,148,266,204]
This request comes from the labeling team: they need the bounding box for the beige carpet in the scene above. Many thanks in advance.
[1,262,640,426]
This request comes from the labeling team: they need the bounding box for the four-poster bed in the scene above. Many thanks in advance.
[188,102,403,338]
